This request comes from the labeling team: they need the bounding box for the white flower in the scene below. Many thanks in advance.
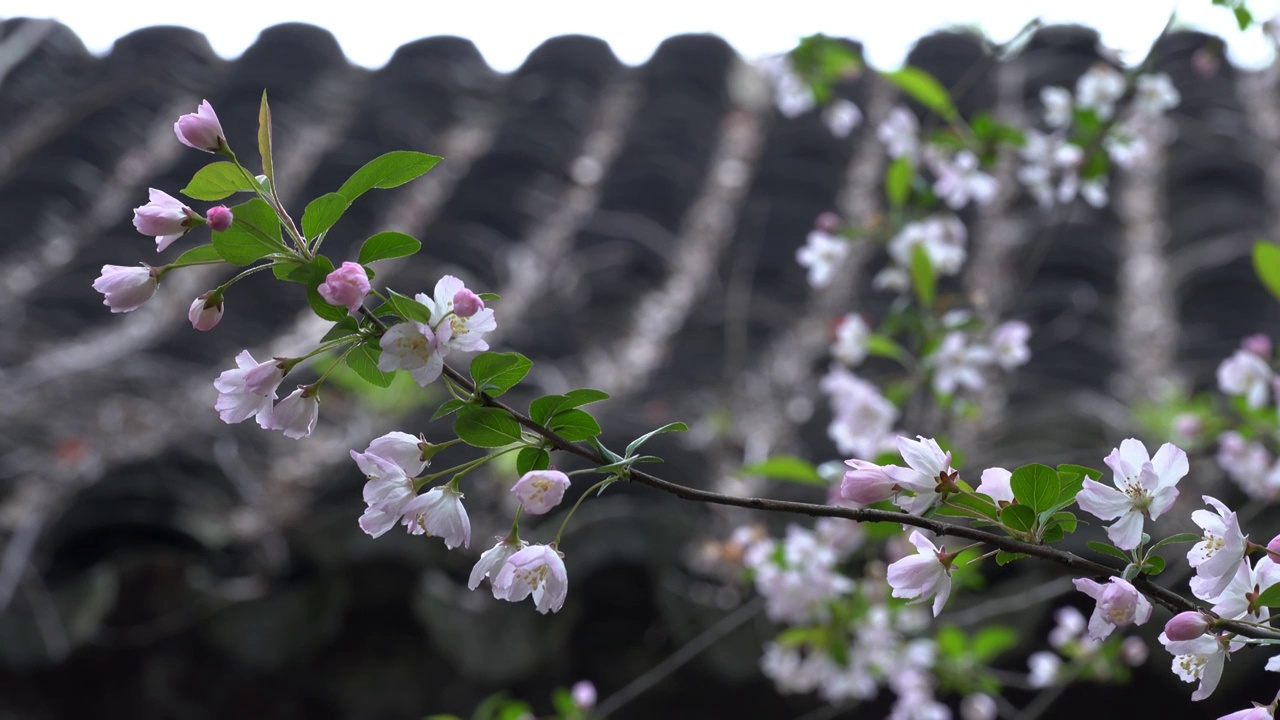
[1072,576,1152,639]
[821,366,899,459]
[1217,349,1272,409]
[888,215,967,276]
[1160,631,1228,701]
[570,680,597,710]
[929,149,999,210]
[1081,177,1108,208]
[760,56,815,118]
[1040,86,1073,129]
[796,229,849,288]
[1134,73,1180,116]
[1219,706,1274,720]
[213,350,286,427]
[423,275,497,353]
[1206,558,1280,623]
[823,99,862,138]
[363,431,427,477]
[872,266,910,292]
[886,530,952,616]
[352,450,416,538]
[468,536,527,596]
[884,435,954,515]
[930,332,994,396]
[991,320,1031,370]
[1104,124,1148,168]
[377,319,450,386]
[1187,495,1248,601]
[1048,606,1089,650]
[492,543,569,614]
[878,106,919,160]
[1075,65,1126,121]
[132,188,197,251]
[1076,438,1187,550]
[1217,431,1279,500]
[747,526,854,623]
[265,386,319,439]
[831,314,870,366]
[976,467,1013,504]
[92,265,158,313]
[1027,651,1062,688]
[510,470,571,515]
[401,485,471,548]
[961,693,998,720]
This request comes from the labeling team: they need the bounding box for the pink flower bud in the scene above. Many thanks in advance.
[814,211,842,232]
[1173,413,1204,440]
[317,262,371,314]
[92,264,158,313]
[174,100,225,153]
[1268,534,1280,556]
[188,292,224,331]
[133,188,197,251]
[206,205,233,232]
[839,459,897,504]
[570,681,596,709]
[1164,611,1211,641]
[511,470,571,514]
[1121,636,1148,667]
[266,386,319,439]
[452,288,484,318]
[1244,334,1273,358]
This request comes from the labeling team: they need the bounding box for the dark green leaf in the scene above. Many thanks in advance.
[1149,532,1203,553]
[1255,583,1280,608]
[1047,511,1077,534]
[1057,463,1101,481]
[1010,463,1059,513]
[882,67,958,121]
[1142,555,1166,576]
[337,151,442,202]
[529,389,610,425]
[549,409,602,442]
[885,156,913,209]
[1087,541,1132,564]
[320,315,360,342]
[909,243,935,308]
[258,91,274,188]
[358,231,422,265]
[211,197,284,265]
[739,456,825,485]
[431,398,469,421]
[516,447,551,475]
[995,550,1027,565]
[182,161,257,201]
[999,504,1036,533]
[625,422,688,456]
[170,243,223,267]
[303,256,344,321]
[386,289,432,323]
[469,352,532,397]
[1235,5,1254,30]
[454,407,523,447]
[301,192,350,240]
[937,491,999,521]
[345,342,394,387]
[273,259,303,281]
[1254,242,1280,303]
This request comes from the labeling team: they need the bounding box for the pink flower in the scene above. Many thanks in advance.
[317,262,371,314]
[884,435,954,515]
[362,431,428,477]
[352,450,415,538]
[452,288,484,318]
[468,536,526,596]
[975,467,1013,504]
[1160,631,1229,701]
[1219,706,1273,720]
[266,386,319,439]
[378,319,450,386]
[423,275,497,353]
[1187,495,1247,601]
[839,459,897,504]
[886,530,952,616]
[206,205,233,232]
[1218,349,1272,409]
[1076,438,1187,550]
[188,292,223,331]
[1206,557,1280,623]
[401,485,470,548]
[510,470,571,515]
[571,681,597,709]
[1245,334,1273,358]
[174,100,225,153]
[213,351,287,426]
[991,321,1031,370]
[1072,576,1152,639]
[133,189,197,251]
[92,264,158,313]
[1164,611,1212,641]
[492,543,569,614]
[1269,534,1280,556]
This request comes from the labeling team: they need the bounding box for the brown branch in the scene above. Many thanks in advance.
[439,362,1280,641]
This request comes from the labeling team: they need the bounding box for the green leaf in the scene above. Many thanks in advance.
[999,504,1036,533]
[1048,511,1077,533]
[1253,242,1280,303]
[563,388,609,407]
[211,197,284,265]
[358,231,422,265]
[867,333,909,362]
[1010,463,1059,513]
[182,161,258,201]
[1087,540,1132,564]
[478,292,501,302]
[454,407,523,447]
[909,243,935,308]
[345,342,394,387]
[301,192,350,240]
[1057,463,1102,481]
[937,491,999,521]
[170,243,223,267]
[529,389,610,425]
[739,456,824,485]
[337,151,442,203]
[320,315,360,342]
[1235,5,1254,30]
[549,409,602,442]
[625,422,688,457]
[516,447,551,475]
[883,66,958,121]
[258,90,274,188]
[885,156,913,209]
[431,398,469,421]
[469,351,532,397]
[971,626,1017,662]
[386,289,432,323]
[273,259,303,281]
[1148,532,1203,553]
[994,550,1027,565]
[1141,554,1166,576]
[1255,583,1280,608]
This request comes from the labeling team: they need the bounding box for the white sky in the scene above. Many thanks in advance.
[6,0,1280,72]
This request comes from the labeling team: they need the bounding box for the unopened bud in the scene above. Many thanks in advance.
[1244,334,1273,358]
[188,292,224,331]
[1164,611,1211,641]
[452,288,484,318]
[206,205,233,232]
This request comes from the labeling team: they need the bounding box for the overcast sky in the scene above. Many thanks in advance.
[7,0,1279,71]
